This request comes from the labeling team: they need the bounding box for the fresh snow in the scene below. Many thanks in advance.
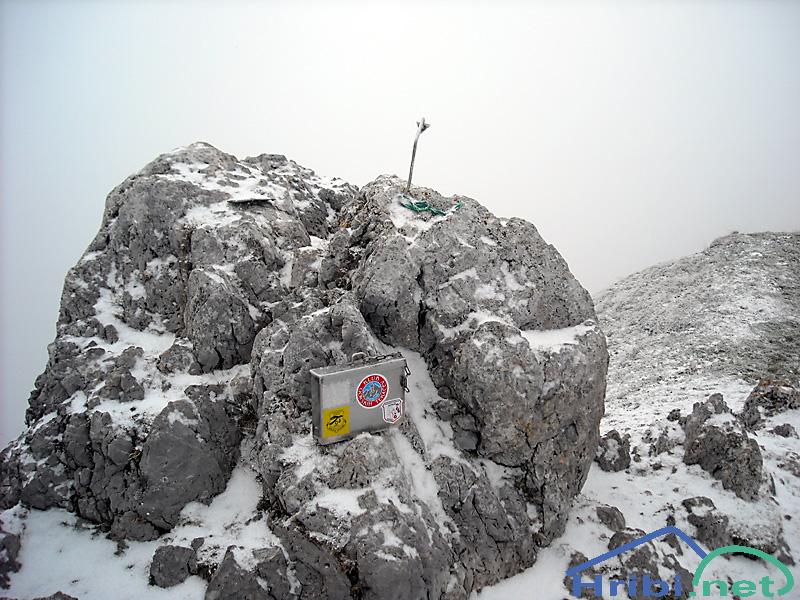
[3,464,283,599]
[520,322,595,352]
[2,507,207,600]
[92,287,175,356]
[388,193,451,240]
[399,349,465,463]
[166,161,289,204]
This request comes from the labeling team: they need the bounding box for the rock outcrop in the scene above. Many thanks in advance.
[594,429,631,472]
[149,544,197,588]
[0,143,607,598]
[682,394,763,501]
[740,379,800,429]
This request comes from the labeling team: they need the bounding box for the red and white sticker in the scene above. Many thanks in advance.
[356,374,389,409]
[382,398,403,424]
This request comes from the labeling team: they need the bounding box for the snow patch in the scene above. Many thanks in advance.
[520,322,595,353]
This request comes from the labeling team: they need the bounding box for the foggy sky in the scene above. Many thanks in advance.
[2,0,799,445]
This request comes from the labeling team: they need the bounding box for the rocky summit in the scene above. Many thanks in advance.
[0,143,608,599]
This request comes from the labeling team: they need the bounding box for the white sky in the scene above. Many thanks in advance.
[2,0,799,445]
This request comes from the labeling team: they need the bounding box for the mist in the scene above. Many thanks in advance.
[2,0,799,445]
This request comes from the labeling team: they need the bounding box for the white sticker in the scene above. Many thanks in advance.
[382,398,403,424]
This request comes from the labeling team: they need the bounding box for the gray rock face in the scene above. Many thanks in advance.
[681,496,732,551]
[682,394,763,501]
[321,176,607,544]
[138,388,241,532]
[204,548,272,600]
[596,505,626,532]
[740,379,800,429]
[185,269,256,371]
[595,430,631,472]
[1,145,607,599]
[0,143,355,540]
[150,544,196,587]
[253,547,292,600]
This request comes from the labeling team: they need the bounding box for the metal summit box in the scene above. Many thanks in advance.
[310,353,408,445]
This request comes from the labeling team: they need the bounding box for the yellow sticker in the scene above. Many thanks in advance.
[322,406,350,437]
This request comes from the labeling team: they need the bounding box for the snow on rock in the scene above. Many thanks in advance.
[2,464,283,600]
[520,322,596,353]
[1,505,206,600]
[1,144,608,599]
[479,231,800,599]
[327,175,607,547]
[0,142,357,541]
[597,231,800,427]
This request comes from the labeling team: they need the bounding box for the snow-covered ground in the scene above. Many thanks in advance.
[2,465,285,599]
[8,342,796,600]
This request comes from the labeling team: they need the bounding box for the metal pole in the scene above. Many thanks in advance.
[406,117,430,193]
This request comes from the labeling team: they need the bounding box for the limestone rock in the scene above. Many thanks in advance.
[771,423,798,438]
[1,145,607,599]
[682,496,731,549]
[327,176,608,542]
[139,388,241,532]
[682,394,763,501]
[150,544,196,588]
[740,379,800,429]
[205,548,272,600]
[595,430,631,472]
[596,505,626,532]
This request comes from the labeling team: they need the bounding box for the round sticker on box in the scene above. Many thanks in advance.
[356,374,388,409]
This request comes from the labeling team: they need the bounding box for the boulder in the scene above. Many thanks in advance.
[596,505,626,532]
[682,496,792,561]
[138,387,241,532]
[150,544,196,588]
[771,423,798,438]
[205,548,272,600]
[740,379,800,429]
[682,496,731,549]
[595,430,631,472]
[682,394,763,501]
